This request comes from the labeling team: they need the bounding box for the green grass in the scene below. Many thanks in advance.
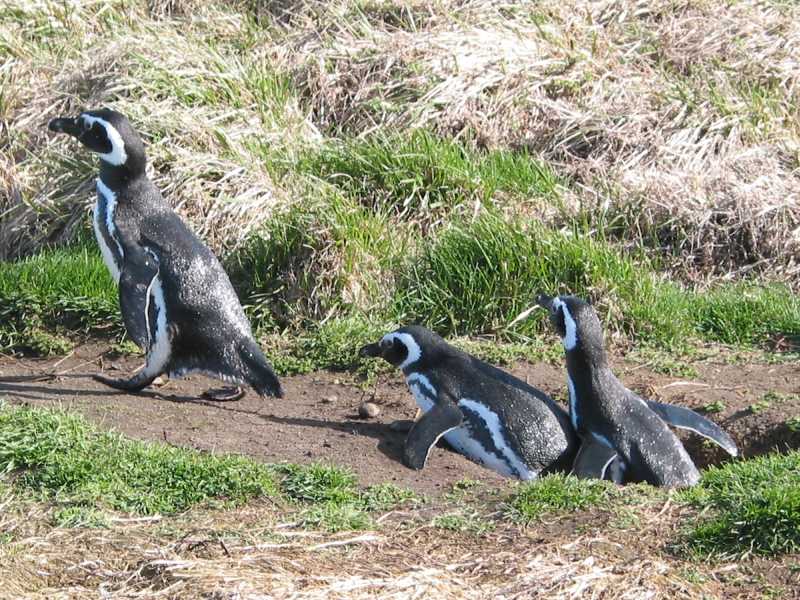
[52,506,110,529]
[277,464,417,532]
[395,212,800,346]
[228,193,403,329]
[260,315,391,376]
[506,474,615,522]
[4,209,800,368]
[0,244,121,353]
[680,451,800,558]
[0,405,416,532]
[0,404,279,515]
[295,131,560,218]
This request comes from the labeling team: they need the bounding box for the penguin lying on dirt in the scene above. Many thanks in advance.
[48,109,282,400]
[537,294,737,488]
[360,326,577,479]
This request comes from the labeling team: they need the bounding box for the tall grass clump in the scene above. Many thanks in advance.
[296,131,560,219]
[229,193,403,328]
[0,244,121,352]
[394,211,800,349]
[692,284,800,346]
[394,212,685,342]
[680,451,800,558]
[506,474,616,522]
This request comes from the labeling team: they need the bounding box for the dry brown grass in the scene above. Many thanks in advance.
[280,0,800,282]
[2,0,799,282]
[0,493,737,600]
[0,0,317,259]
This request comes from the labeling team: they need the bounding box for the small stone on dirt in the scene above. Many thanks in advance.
[321,395,338,404]
[358,402,380,419]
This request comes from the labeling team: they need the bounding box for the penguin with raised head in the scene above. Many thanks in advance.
[48,109,282,399]
[359,326,577,479]
[537,294,737,487]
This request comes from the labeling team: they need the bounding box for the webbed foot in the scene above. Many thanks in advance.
[201,386,245,402]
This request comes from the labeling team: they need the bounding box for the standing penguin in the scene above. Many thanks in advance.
[537,294,737,487]
[48,109,282,399]
[359,326,577,479]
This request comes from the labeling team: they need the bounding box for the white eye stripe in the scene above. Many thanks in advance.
[382,332,422,370]
[552,297,578,350]
[80,114,128,166]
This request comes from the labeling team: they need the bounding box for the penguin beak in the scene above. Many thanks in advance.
[358,342,382,358]
[535,293,555,312]
[48,117,82,138]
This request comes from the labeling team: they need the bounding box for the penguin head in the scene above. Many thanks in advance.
[359,325,443,371]
[536,294,606,356]
[48,109,146,175]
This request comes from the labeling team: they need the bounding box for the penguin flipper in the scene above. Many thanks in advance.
[403,401,463,470]
[118,244,160,349]
[645,399,738,457]
[571,440,619,480]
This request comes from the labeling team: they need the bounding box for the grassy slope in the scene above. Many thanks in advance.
[1,2,799,589]
[2,0,800,363]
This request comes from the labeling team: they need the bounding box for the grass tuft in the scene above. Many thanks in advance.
[432,510,495,535]
[0,244,121,352]
[52,505,110,529]
[278,464,415,532]
[680,451,800,558]
[506,474,615,522]
[278,463,360,505]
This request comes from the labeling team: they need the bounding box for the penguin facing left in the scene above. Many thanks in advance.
[48,109,282,399]
[537,294,737,487]
[359,326,577,479]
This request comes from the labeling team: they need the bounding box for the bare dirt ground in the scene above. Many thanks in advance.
[1,343,798,494]
[1,343,799,599]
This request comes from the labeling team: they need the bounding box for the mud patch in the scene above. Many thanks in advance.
[1,344,798,495]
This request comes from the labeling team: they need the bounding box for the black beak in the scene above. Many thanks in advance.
[358,342,382,358]
[536,293,555,312]
[48,117,81,137]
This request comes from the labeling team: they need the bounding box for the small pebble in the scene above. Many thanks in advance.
[358,402,380,419]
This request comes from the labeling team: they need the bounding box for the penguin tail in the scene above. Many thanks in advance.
[238,339,283,398]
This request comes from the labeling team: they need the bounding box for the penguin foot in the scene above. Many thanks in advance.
[93,373,152,393]
[201,386,245,402]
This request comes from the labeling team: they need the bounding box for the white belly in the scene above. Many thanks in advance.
[94,179,123,283]
[141,273,172,375]
[93,202,120,283]
[405,374,536,480]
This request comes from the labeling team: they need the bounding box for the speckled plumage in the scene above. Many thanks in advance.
[49,109,282,398]
[360,326,577,479]
[538,294,737,488]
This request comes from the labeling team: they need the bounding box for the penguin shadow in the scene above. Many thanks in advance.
[257,413,408,465]
[0,375,200,404]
